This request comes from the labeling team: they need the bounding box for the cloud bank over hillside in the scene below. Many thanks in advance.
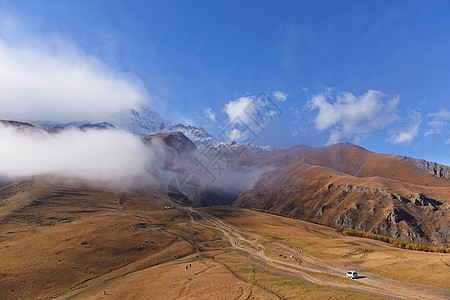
[0,124,158,187]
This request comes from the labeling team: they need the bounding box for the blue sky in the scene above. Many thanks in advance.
[0,0,449,165]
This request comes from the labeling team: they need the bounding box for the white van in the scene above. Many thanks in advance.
[346,270,358,279]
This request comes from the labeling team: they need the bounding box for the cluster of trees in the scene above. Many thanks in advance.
[339,228,449,253]
[252,208,287,217]
[252,209,449,253]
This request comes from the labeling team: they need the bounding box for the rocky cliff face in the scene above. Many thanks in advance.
[144,131,197,154]
[235,144,450,247]
[143,132,197,172]
[402,156,450,179]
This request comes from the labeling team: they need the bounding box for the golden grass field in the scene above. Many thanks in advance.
[207,206,450,289]
[0,178,448,299]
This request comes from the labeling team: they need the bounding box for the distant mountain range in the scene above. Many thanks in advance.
[30,104,265,151]
[2,105,449,247]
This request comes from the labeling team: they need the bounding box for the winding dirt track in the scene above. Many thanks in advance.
[184,207,450,300]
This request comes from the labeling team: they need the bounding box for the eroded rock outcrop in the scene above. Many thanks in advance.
[402,156,450,179]
[327,183,443,210]
[235,143,450,247]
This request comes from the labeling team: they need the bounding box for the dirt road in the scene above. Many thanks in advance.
[184,207,449,300]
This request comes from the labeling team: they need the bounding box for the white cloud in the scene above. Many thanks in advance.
[222,96,253,143]
[389,123,420,144]
[308,89,399,145]
[446,139,450,144]
[223,96,254,124]
[0,19,147,123]
[388,111,421,144]
[227,127,248,142]
[425,108,450,136]
[273,90,287,102]
[0,124,155,186]
[203,108,216,122]
[222,93,282,143]
[223,94,281,126]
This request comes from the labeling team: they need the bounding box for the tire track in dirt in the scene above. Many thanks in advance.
[185,207,450,300]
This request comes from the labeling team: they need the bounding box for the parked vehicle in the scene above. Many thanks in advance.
[346,270,358,279]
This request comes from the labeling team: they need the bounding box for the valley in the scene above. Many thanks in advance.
[1,2,450,299]
[0,178,448,299]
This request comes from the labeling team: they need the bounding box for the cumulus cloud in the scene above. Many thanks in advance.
[226,127,249,141]
[223,96,254,125]
[389,125,420,144]
[425,108,450,136]
[0,19,147,123]
[0,124,157,187]
[308,89,399,145]
[447,139,450,144]
[389,125,420,145]
[388,111,421,144]
[273,90,287,102]
[203,108,216,122]
[222,93,282,143]
[222,96,256,143]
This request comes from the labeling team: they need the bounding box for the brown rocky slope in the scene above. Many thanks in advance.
[235,143,450,247]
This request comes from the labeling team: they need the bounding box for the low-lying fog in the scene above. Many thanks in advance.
[0,124,161,187]
[0,123,270,201]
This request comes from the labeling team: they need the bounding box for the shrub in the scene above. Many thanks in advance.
[253,209,448,254]
[335,227,447,253]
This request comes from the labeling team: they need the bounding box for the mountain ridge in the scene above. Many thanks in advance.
[21,104,450,174]
[235,143,450,247]
[1,116,449,247]
[402,156,450,180]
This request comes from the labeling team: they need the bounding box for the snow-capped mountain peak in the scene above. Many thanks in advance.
[107,105,166,137]
[31,104,273,152]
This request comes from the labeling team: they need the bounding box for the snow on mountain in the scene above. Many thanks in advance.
[105,105,236,150]
[31,104,273,152]
[107,105,166,137]
[32,120,116,131]
[165,124,221,148]
[165,123,274,152]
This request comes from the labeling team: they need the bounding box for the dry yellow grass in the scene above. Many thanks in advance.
[60,251,383,300]
[208,206,450,289]
[0,178,448,299]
